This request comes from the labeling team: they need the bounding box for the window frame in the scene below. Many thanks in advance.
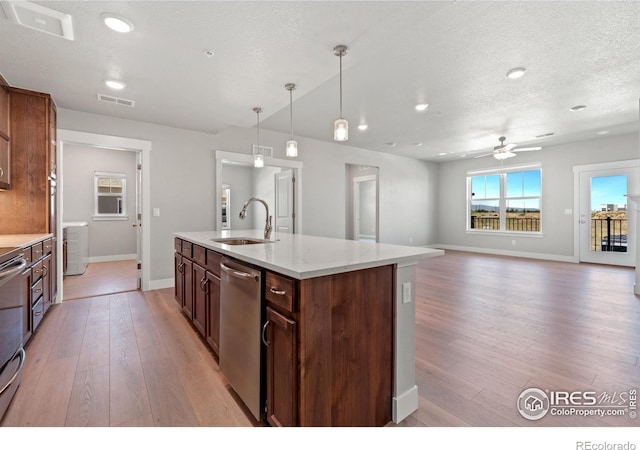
[93,171,128,221]
[466,163,543,237]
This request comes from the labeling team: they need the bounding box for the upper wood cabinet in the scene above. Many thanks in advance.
[0,85,9,137]
[0,87,56,234]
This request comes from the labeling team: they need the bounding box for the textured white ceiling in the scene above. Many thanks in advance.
[1,1,638,161]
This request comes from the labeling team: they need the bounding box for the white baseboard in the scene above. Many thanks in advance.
[149,278,174,290]
[88,253,137,263]
[429,244,575,263]
[392,384,419,424]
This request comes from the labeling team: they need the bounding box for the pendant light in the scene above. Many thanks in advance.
[285,83,298,157]
[253,107,264,168]
[333,44,348,141]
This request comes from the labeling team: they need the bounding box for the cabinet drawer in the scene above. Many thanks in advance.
[31,260,44,284]
[265,272,296,313]
[193,245,206,266]
[32,296,44,331]
[31,241,44,261]
[174,237,182,253]
[31,277,44,305]
[23,246,32,265]
[206,249,221,277]
[182,241,193,258]
[43,238,53,254]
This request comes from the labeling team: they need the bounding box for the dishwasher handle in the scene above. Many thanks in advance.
[220,262,259,282]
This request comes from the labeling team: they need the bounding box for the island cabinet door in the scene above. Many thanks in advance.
[192,263,207,336]
[174,254,185,307]
[265,306,298,427]
[205,271,220,355]
[182,258,193,319]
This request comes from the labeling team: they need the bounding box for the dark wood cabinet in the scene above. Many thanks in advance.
[174,253,185,307]
[265,306,298,427]
[19,267,32,344]
[192,263,207,336]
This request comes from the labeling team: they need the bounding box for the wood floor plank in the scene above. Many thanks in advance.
[65,365,110,426]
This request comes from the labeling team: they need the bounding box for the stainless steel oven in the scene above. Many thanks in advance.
[0,247,27,422]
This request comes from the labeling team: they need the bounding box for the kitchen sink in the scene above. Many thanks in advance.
[211,237,273,245]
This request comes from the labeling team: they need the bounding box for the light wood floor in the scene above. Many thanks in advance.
[63,260,138,300]
[3,250,639,427]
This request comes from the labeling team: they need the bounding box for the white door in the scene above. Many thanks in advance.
[578,166,639,266]
[274,169,295,233]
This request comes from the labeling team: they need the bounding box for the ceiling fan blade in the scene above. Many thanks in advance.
[504,143,517,150]
[473,152,494,159]
[512,146,542,152]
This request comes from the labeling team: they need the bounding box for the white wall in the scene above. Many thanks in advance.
[436,132,640,259]
[221,164,253,230]
[63,144,137,258]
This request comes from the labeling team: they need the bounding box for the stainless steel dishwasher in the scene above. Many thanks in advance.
[219,256,264,421]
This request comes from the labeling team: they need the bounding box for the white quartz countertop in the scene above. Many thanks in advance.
[174,230,444,280]
[0,233,53,248]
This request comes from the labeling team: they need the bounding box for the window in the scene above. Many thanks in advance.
[468,164,541,234]
[94,172,127,220]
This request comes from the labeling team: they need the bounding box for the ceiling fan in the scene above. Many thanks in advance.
[474,136,542,160]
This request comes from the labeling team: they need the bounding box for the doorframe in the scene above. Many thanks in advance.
[572,158,640,264]
[352,174,378,242]
[215,150,303,234]
[57,130,152,300]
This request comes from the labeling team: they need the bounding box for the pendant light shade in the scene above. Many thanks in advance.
[253,107,264,168]
[285,83,298,157]
[333,45,348,141]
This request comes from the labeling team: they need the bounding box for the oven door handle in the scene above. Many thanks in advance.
[0,348,26,396]
[0,257,27,287]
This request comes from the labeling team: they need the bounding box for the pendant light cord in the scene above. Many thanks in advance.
[290,88,294,139]
[339,51,343,119]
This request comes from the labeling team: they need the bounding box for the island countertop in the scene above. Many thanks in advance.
[174,230,443,280]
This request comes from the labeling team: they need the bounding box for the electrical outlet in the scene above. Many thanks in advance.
[402,282,411,304]
[153,208,160,217]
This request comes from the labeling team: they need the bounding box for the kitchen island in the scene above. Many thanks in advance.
[173,229,443,426]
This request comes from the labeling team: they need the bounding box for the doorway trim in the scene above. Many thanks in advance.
[215,150,303,233]
[58,129,152,300]
[353,174,378,242]
[572,158,640,264]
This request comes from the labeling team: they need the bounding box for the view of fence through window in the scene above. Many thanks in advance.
[470,169,541,232]
[590,175,627,252]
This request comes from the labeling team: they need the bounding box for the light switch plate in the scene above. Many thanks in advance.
[153,208,160,217]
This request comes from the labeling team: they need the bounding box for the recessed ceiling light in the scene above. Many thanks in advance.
[535,132,555,138]
[411,142,423,147]
[415,103,429,112]
[203,50,214,58]
[506,67,526,79]
[438,152,447,156]
[358,124,368,131]
[105,80,126,90]
[597,130,610,135]
[569,105,587,112]
[101,13,134,33]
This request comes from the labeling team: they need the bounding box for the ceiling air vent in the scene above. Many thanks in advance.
[1,1,74,40]
[97,94,136,108]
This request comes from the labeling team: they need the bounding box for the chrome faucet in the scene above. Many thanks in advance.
[239,197,272,240]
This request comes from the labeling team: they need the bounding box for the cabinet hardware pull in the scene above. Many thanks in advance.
[34,289,42,294]
[178,262,184,273]
[43,265,48,277]
[34,311,43,316]
[0,167,3,178]
[34,269,43,274]
[200,276,208,291]
[261,320,270,346]
[0,348,25,397]
[269,287,286,296]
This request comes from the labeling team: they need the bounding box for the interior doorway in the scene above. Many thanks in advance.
[57,130,151,301]
[346,164,379,242]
